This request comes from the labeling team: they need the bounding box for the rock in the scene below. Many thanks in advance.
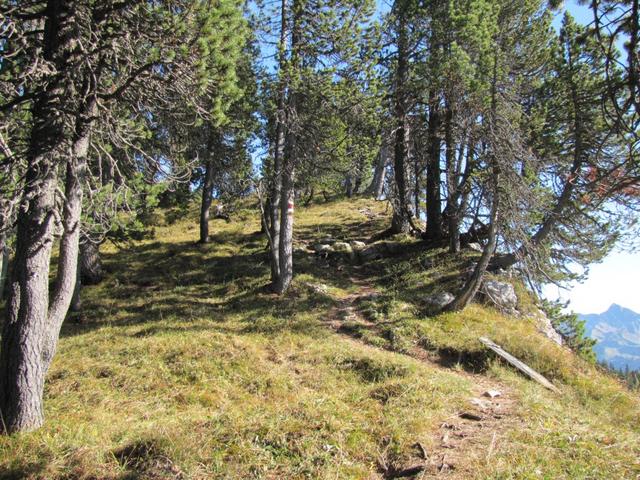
[332,241,356,261]
[318,236,335,244]
[313,243,332,254]
[359,245,383,262]
[306,282,329,294]
[483,390,502,398]
[383,241,404,254]
[350,240,367,251]
[529,308,563,345]
[424,292,454,310]
[470,397,491,409]
[332,241,353,253]
[482,280,518,311]
[467,242,483,252]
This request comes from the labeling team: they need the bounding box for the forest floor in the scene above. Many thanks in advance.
[1,196,639,479]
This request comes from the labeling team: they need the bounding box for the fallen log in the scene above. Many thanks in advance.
[479,337,561,393]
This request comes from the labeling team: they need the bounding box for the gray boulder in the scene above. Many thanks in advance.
[383,241,404,254]
[313,243,332,254]
[482,280,518,311]
[332,241,356,261]
[359,245,384,262]
[529,308,563,346]
[424,291,454,310]
[332,241,353,254]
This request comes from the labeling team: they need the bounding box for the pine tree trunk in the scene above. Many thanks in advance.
[0,166,57,433]
[390,3,411,234]
[273,0,300,295]
[199,157,214,243]
[0,0,94,432]
[345,175,353,197]
[444,181,499,312]
[425,94,443,240]
[0,238,8,301]
[275,163,295,294]
[444,104,460,253]
[269,0,289,284]
[80,238,103,285]
[0,0,76,433]
[70,257,82,313]
[366,146,388,199]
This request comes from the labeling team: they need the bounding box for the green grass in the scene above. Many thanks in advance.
[1,196,639,479]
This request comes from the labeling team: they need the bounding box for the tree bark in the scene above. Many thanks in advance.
[79,237,103,285]
[269,0,289,284]
[390,2,412,234]
[425,93,443,240]
[366,142,389,199]
[0,0,94,433]
[444,103,460,253]
[0,0,76,433]
[273,0,300,295]
[0,238,8,301]
[70,256,82,313]
[444,177,499,312]
[199,156,215,243]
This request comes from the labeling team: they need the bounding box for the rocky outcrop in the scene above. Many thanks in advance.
[529,308,563,345]
[481,279,518,312]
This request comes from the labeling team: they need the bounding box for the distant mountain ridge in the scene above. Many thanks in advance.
[580,304,640,371]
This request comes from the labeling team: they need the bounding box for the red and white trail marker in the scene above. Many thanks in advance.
[287,201,294,215]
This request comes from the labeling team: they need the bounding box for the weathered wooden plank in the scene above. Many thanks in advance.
[479,337,561,393]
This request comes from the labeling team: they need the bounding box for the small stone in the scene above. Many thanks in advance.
[483,390,502,398]
[313,243,332,253]
[350,240,367,251]
[332,241,353,254]
[306,282,329,294]
[424,292,454,309]
[470,397,491,409]
[467,242,483,252]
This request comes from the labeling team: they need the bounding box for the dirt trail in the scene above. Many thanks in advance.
[325,273,521,479]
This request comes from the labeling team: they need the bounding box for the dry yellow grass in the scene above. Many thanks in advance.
[1,196,638,479]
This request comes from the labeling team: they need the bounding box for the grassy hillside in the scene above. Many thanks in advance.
[1,197,639,479]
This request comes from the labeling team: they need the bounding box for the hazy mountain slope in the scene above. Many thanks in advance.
[581,304,640,371]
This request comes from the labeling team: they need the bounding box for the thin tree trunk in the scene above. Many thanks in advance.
[390,2,411,234]
[269,0,289,284]
[444,103,460,253]
[366,145,388,199]
[345,174,353,197]
[444,176,499,312]
[79,237,103,285]
[199,156,214,243]
[425,93,443,240]
[275,161,295,294]
[70,256,82,313]
[0,237,8,301]
[274,0,300,295]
